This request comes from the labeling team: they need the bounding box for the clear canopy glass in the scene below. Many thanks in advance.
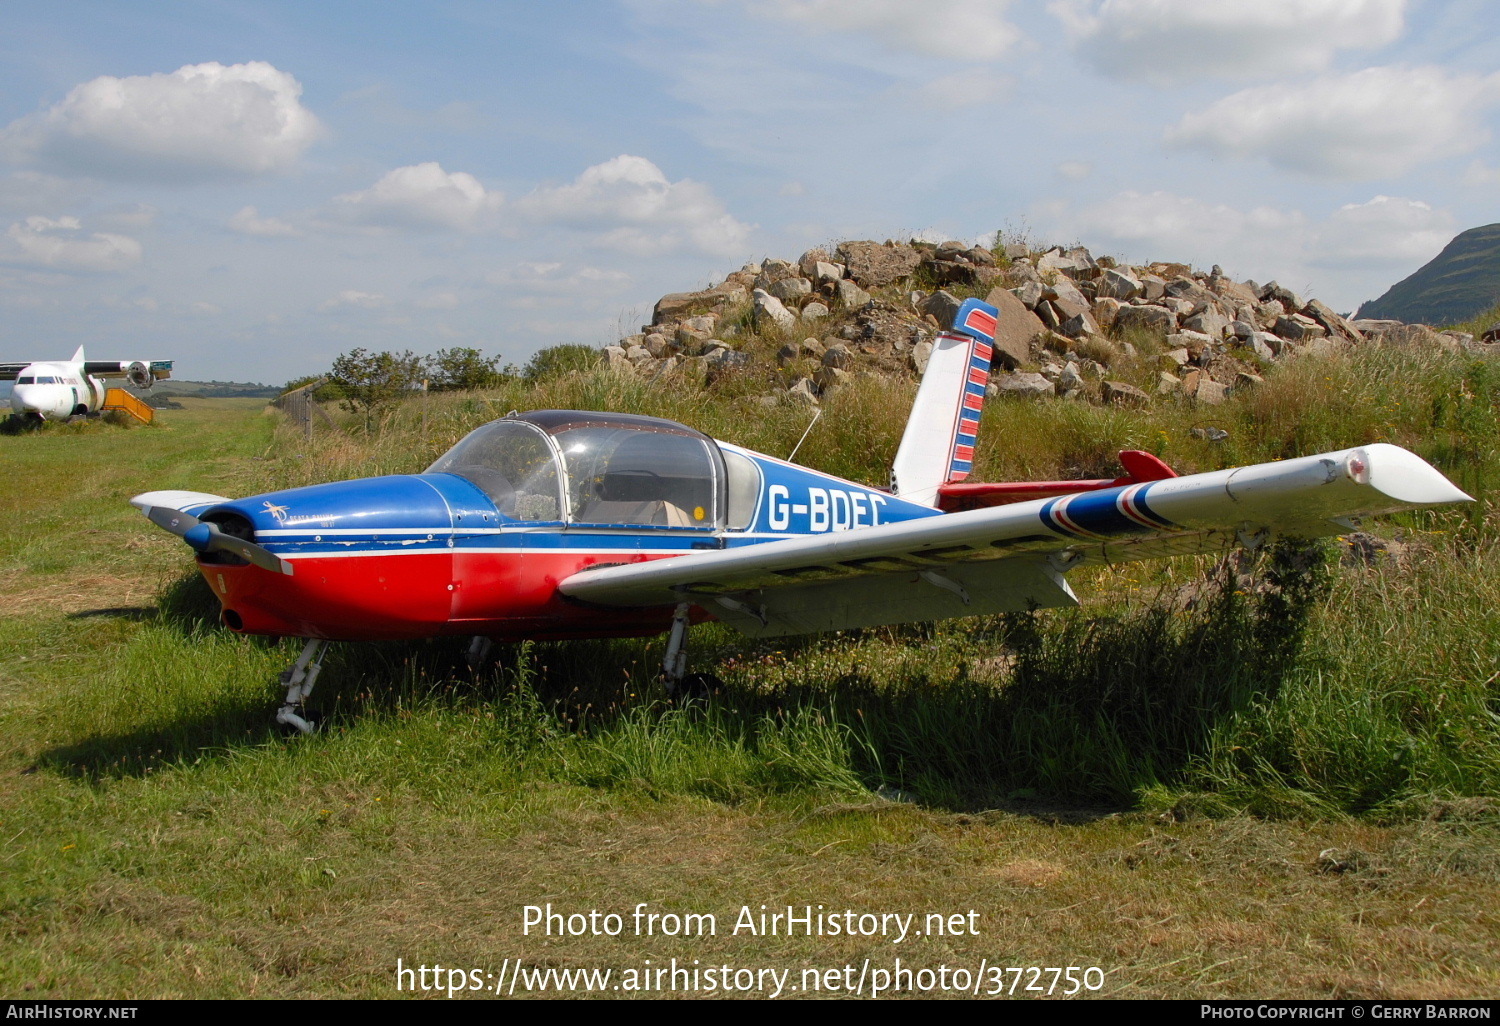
[426,412,723,528]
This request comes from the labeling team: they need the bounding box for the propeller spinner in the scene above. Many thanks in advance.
[146,506,293,576]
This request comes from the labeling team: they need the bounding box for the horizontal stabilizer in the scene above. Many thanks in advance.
[938,450,1178,511]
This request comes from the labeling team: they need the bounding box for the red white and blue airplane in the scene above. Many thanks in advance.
[133,299,1472,732]
[2,346,172,421]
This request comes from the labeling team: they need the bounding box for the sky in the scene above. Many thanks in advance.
[0,0,1496,384]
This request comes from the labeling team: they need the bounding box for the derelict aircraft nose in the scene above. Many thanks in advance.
[10,384,55,416]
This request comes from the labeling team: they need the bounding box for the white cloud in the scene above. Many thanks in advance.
[1058,190,1305,270]
[331,162,502,231]
[1309,195,1454,269]
[94,203,157,230]
[747,0,1022,61]
[517,155,753,256]
[486,261,633,294]
[416,291,459,310]
[909,68,1012,108]
[0,172,89,214]
[318,289,389,312]
[1462,160,1500,187]
[1165,66,1500,179]
[1,61,321,182]
[228,205,300,237]
[4,215,141,271]
[1057,160,1093,181]
[1047,188,1455,309]
[1049,0,1406,84]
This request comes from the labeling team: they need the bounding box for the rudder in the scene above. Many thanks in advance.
[890,297,998,507]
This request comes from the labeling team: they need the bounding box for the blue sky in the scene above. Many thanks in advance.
[0,0,1496,383]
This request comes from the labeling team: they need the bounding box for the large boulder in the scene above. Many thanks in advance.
[922,290,963,329]
[985,286,1047,370]
[1044,278,1092,320]
[1114,304,1177,336]
[797,248,831,276]
[652,283,747,324]
[1260,281,1304,312]
[1103,380,1150,406]
[1183,306,1230,339]
[1303,299,1364,342]
[770,276,813,302]
[989,372,1055,398]
[603,346,633,373]
[811,261,845,284]
[836,240,922,287]
[834,278,871,310]
[925,258,1002,288]
[1096,268,1142,301]
[752,289,797,333]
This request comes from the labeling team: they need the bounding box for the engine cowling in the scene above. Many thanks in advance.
[126,361,153,389]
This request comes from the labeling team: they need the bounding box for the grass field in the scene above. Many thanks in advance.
[1,369,1497,1000]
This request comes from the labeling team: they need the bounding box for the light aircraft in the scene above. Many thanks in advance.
[1,346,173,420]
[132,299,1473,732]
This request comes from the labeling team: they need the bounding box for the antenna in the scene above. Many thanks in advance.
[787,407,822,463]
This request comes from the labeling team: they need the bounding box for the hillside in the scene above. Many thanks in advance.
[147,378,281,399]
[1357,223,1500,327]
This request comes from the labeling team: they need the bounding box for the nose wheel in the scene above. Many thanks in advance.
[276,638,329,734]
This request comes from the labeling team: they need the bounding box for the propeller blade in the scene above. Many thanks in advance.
[146,504,201,537]
[144,506,294,576]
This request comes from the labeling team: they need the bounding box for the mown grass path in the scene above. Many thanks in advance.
[0,400,1495,1000]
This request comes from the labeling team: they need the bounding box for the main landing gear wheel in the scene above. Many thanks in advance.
[276,638,329,735]
[466,635,495,673]
[659,601,723,702]
[674,672,724,701]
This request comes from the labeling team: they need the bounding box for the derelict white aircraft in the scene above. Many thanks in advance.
[133,299,1472,732]
[1,346,173,420]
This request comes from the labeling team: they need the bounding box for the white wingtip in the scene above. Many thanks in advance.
[129,490,232,513]
[1360,444,1475,506]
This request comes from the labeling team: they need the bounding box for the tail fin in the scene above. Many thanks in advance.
[71,345,86,363]
[890,297,998,507]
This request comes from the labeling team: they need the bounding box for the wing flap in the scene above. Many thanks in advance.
[705,557,1078,637]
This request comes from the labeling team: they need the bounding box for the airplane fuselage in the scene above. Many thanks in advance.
[9,361,105,419]
[178,417,942,642]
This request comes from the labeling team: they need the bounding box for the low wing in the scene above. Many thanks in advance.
[84,360,173,381]
[560,444,1470,638]
[130,490,233,515]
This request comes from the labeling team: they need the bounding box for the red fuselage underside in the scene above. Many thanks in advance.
[200,549,699,642]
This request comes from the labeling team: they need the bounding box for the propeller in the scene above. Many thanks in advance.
[146,506,294,576]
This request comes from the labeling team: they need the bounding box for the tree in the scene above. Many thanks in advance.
[423,347,507,391]
[329,348,423,421]
[522,344,600,384]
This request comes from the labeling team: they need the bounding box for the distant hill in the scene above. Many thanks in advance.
[143,379,281,399]
[1357,224,1500,327]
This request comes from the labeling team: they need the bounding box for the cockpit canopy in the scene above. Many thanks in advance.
[426,411,726,529]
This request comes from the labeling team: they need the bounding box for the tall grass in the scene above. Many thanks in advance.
[40,338,1496,819]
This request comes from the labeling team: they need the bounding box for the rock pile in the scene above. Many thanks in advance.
[600,238,1485,408]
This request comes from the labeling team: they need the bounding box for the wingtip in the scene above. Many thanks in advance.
[1360,444,1476,507]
